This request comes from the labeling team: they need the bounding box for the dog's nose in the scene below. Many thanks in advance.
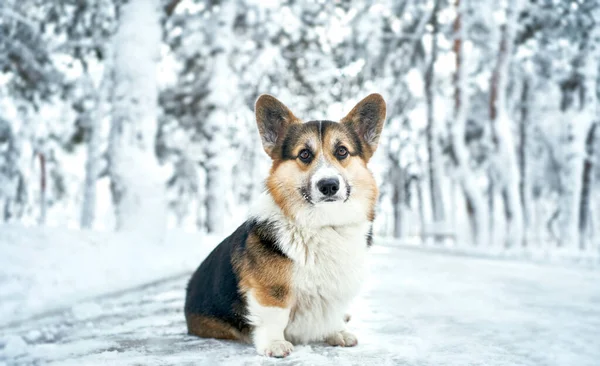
[317,178,339,197]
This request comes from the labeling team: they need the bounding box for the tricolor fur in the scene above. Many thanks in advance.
[185,94,386,357]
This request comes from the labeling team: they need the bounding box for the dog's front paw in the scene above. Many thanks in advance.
[326,330,358,347]
[258,340,294,358]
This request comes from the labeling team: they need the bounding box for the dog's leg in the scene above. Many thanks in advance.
[246,290,294,358]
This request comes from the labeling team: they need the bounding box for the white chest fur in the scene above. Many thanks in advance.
[280,222,370,344]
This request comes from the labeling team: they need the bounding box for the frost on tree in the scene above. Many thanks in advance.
[109,0,166,238]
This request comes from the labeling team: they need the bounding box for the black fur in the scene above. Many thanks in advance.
[280,120,365,161]
[184,222,251,333]
[185,219,287,335]
[342,123,365,158]
[280,122,319,160]
[252,220,287,258]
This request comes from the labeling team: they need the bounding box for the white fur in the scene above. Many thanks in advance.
[246,290,293,356]
[249,193,370,345]
[310,165,348,202]
[326,330,358,347]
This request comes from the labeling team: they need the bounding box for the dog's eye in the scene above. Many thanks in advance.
[336,146,349,159]
[298,149,312,162]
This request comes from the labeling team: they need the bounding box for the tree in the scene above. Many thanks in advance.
[109,0,165,237]
[488,0,524,248]
[424,0,446,231]
[450,0,489,246]
[575,9,600,250]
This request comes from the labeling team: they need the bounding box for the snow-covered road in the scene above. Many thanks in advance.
[1,244,599,366]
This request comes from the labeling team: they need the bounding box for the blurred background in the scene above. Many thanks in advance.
[1,0,599,254]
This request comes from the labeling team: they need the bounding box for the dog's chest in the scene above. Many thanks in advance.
[284,224,368,314]
[279,224,369,343]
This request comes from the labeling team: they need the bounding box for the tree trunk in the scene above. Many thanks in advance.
[80,102,99,229]
[518,77,530,245]
[204,142,227,234]
[560,23,600,249]
[109,0,165,238]
[81,54,111,229]
[579,122,598,249]
[488,179,495,245]
[391,163,404,239]
[195,164,207,232]
[450,0,489,246]
[416,176,425,235]
[424,0,446,230]
[575,25,600,250]
[202,2,237,234]
[38,152,46,225]
[489,0,524,248]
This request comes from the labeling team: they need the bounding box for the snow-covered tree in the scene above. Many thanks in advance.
[109,0,166,237]
[488,0,525,248]
[449,0,489,246]
[424,0,446,231]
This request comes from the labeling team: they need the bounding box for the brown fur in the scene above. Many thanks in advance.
[321,123,379,220]
[266,161,308,220]
[254,95,301,157]
[186,314,250,342]
[235,232,293,308]
[340,94,387,161]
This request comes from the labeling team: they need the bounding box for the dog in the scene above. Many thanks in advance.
[184,93,386,357]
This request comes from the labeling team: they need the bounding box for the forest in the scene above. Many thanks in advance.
[1,0,599,256]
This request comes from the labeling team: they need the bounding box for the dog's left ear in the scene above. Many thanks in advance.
[341,93,386,160]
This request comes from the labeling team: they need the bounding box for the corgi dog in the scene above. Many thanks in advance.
[184,94,386,358]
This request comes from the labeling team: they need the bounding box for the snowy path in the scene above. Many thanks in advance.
[1,245,599,366]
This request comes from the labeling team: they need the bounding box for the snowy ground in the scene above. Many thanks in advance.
[0,225,220,327]
[1,243,599,366]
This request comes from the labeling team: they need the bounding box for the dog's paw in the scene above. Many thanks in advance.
[259,340,294,358]
[326,330,358,347]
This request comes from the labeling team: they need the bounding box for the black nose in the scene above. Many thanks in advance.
[317,178,340,197]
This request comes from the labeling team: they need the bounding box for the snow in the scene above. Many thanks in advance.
[0,224,219,328]
[1,240,599,365]
[1,336,26,359]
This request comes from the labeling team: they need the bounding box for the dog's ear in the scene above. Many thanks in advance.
[255,94,300,158]
[341,93,386,160]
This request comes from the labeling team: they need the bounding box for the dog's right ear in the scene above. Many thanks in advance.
[255,94,300,158]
